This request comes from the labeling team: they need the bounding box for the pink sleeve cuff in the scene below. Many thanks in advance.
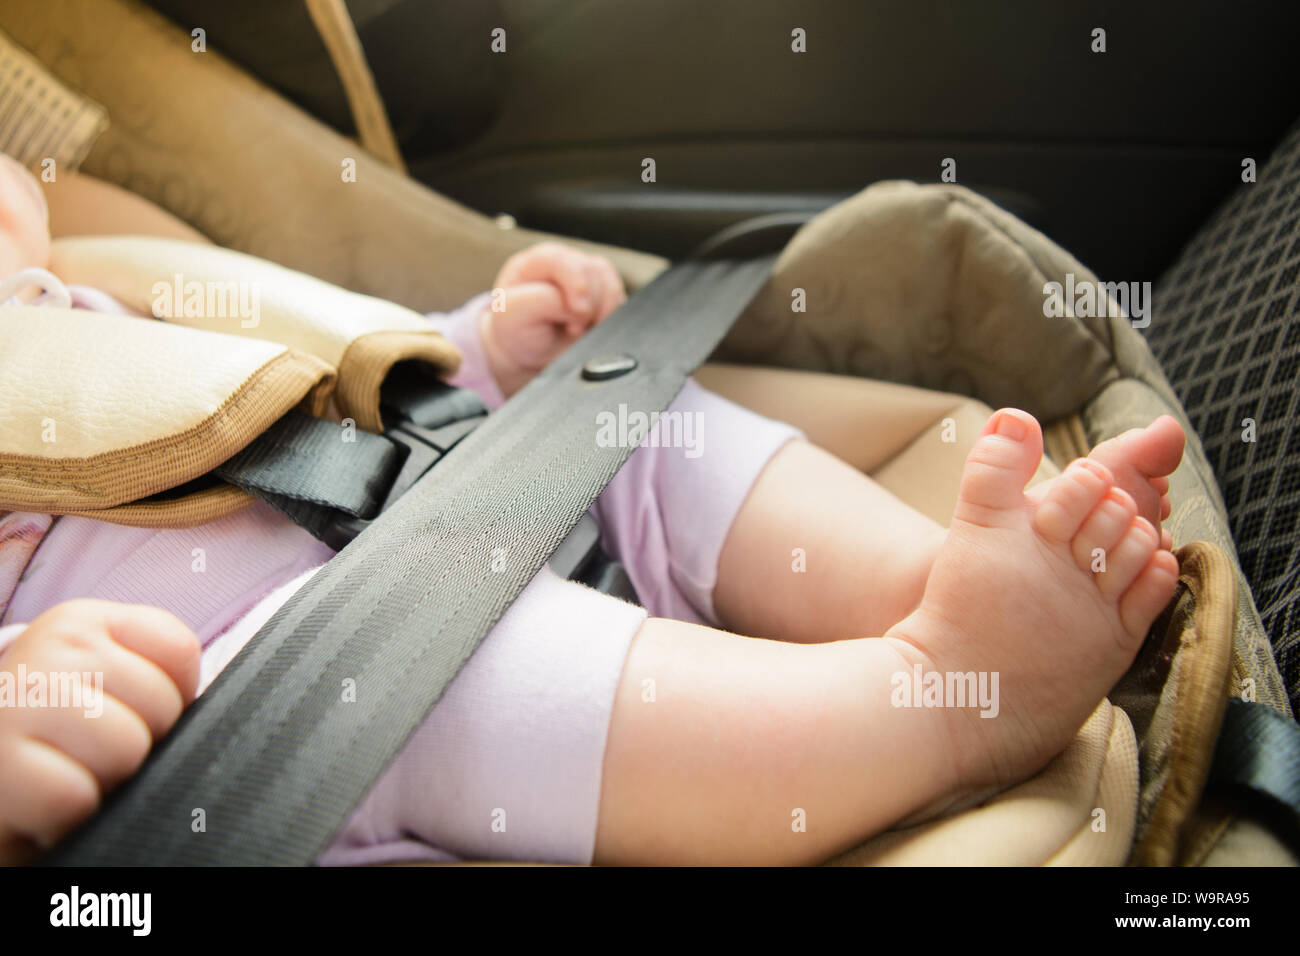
[425,293,505,411]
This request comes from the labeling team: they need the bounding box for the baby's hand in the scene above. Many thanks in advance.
[0,599,200,864]
[482,242,626,396]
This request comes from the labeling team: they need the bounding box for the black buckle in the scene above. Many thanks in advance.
[320,382,487,551]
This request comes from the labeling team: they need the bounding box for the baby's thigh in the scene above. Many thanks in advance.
[318,564,646,865]
[714,437,946,640]
[592,378,803,624]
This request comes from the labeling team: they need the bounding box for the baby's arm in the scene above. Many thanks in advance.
[40,170,209,243]
[476,242,627,397]
[24,159,621,402]
[0,600,200,864]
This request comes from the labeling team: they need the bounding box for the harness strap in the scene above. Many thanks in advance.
[43,254,776,865]
[1207,698,1300,854]
[213,376,489,544]
[214,411,402,538]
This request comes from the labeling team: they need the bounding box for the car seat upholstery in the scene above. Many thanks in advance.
[1146,118,1300,718]
[708,178,1295,864]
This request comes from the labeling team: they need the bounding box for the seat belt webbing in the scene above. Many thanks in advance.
[1207,697,1300,854]
[214,411,402,538]
[44,254,775,865]
[213,380,489,543]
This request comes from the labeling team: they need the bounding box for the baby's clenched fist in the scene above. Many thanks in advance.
[0,599,199,863]
[481,242,626,396]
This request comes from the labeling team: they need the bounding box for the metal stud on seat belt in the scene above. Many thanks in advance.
[581,354,638,381]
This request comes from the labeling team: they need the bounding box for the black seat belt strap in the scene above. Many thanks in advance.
[1207,697,1300,854]
[44,254,776,865]
[211,381,489,543]
[213,410,403,538]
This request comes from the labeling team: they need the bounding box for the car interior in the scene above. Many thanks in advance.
[0,0,1296,880]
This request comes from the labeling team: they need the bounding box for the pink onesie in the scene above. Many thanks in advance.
[0,277,800,864]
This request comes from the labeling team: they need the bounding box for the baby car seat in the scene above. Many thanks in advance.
[2,0,1296,866]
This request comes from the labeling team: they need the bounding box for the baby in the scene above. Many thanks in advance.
[0,154,1185,865]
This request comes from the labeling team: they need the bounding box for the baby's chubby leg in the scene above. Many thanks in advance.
[604,381,1184,645]
[714,439,945,641]
[595,617,959,865]
[593,381,946,640]
[712,415,1184,643]
[594,409,1178,865]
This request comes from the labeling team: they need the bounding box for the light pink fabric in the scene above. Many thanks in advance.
[1,284,802,864]
[0,513,50,622]
[315,561,649,865]
[428,291,504,410]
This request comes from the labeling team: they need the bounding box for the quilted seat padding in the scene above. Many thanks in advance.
[0,305,333,521]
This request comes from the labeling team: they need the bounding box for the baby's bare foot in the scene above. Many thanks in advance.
[884,408,1179,797]
[1084,415,1185,546]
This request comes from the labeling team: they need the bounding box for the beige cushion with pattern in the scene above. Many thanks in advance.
[50,235,461,432]
[0,304,332,525]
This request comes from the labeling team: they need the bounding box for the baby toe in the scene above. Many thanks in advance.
[952,409,1044,528]
[1119,548,1180,640]
[1033,458,1114,543]
[1071,487,1139,573]
[1095,516,1160,603]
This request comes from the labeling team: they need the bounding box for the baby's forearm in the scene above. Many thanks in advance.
[595,618,965,865]
[41,171,209,244]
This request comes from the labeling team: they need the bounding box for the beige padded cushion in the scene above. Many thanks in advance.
[49,235,461,432]
[0,304,333,516]
[829,702,1138,866]
[0,28,106,170]
[718,181,1120,422]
